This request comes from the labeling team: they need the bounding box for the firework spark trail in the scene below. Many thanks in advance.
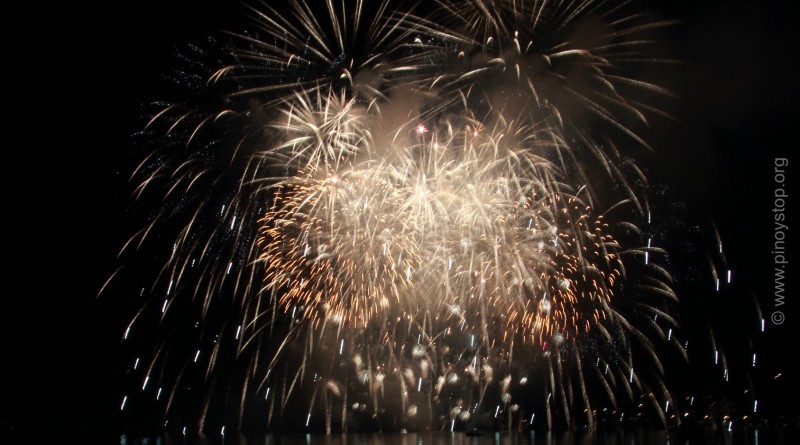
[114,0,703,433]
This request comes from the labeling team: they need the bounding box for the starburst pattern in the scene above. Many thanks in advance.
[114,0,699,433]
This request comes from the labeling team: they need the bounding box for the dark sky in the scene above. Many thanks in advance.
[7,0,798,439]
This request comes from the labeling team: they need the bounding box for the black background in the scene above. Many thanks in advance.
[6,0,799,440]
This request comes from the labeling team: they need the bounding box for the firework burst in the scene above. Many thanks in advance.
[113,0,703,434]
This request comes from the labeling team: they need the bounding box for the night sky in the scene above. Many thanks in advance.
[7,0,799,440]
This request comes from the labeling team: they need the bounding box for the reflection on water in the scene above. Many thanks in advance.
[120,428,794,445]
